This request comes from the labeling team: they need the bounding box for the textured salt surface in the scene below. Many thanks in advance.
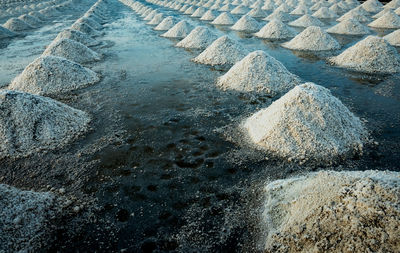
[55,29,101,47]
[0,90,90,159]
[147,13,163,25]
[264,10,293,22]
[211,12,236,25]
[282,26,341,51]
[263,170,400,252]
[200,10,218,21]
[290,5,310,15]
[312,6,338,18]
[161,20,192,38]
[231,15,260,32]
[193,35,248,66]
[368,10,400,28]
[154,16,176,31]
[244,82,367,162]
[18,14,42,27]
[3,17,33,31]
[254,19,296,39]
[361,0,383,13]
[176,26,217,49]
[42,38,101,64]
[71,22,102,36]
[384,29,400,46]
[326,18,371,35]
[217,50,301,95]
[191,7,206,17]
[247,7,267,18]
[76,17,103,30]
[0,26,16,39]
[289,14,324,27]
[9,56,99,96]
[338,9,373,22]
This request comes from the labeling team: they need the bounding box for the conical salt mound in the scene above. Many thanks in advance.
[184,6,196,15]
[191,7,206,17]
[192,35,248,66]
[71,22,102,36]
[200,10,218,21]
[0,26,16,39]
[313,7,338,18]
[176,26,218,49]
[231,15,260,32]
[290,5,311,15]
[254,19,296,39]
[244,82,367,162]
[247,7,267,18]
[0,90,91,159]
[289,14,324,27]
[161,20,193,38]
[263,170,400,252]
[3,18,33,31]
[29,11,47,21]
[385,0,400,9]
[264,10,293,22]
[144,10,158,21]
[368,10,400,28]
[18,14,42,27]
[9,56,99,96]
[372,8,391,19]
[42,38,101,64]
[330,36,400,73]
[217,50,301,95]
[338,9,372,22]
[211,12,236,25]
[361,0,383,13]
[283,26,341,51]
[55,29,100,47]
[75,17,103,30]
[154,16,177,31]
[231,4,250,14]
[326,18,371,35]
[384,29,400,46]
[147,13,164,25]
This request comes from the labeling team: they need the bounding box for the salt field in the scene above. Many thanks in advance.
[1,0,400,251]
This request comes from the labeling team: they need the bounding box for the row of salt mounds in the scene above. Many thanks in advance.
[288,14,324,28]
[384,29,400,46]
[0,26,15,38]
[244,82,367,163]
[161,20,193,38]
[231,14,260,32]
[255,19,296,39]
[326,18,371,35]
[0,184,61,252]
[282,26,341,51]
[54,28,101,47]
[368,10,400,28]
[330,36,400,74]
[263,170,400,252]
[176,26,218,49]
[42,38,101,64]
[0,90,90,159]
[193,35,248,66]
[211,12,236,25]
[217,50,302,96]
[9,56,99,96]
[3,17,33,31]
[154,16,177,31]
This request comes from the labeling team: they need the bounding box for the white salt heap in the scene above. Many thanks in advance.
[0,90,90,159]
[193,35,248,66]
[176,26,218,49]
[42,38,101,64]
[191,7,206,17]
[384,29,400,46]
[75,17,103,30]
[312,6,338,18]
[338,9,372,22]
[3,18,33,31]
[330,35,400,73]
[18,14,42,27]
[211,12,236,25]
[0,26,15,39]
[147,13,164,25]
[263,170,400,252]
[55,29,100,47]
[154,16,177,31]
[255,19,296,39]
[247,7,267,18]
[264,10,293,22]
[231,15,260,32]
[326,18,371,35]
[0,184,59,252]
[200,10,218,21]
[9,56,99,96]
[373,8,391,18]
[290,5,311,15]
[368,10,400,28]
[231,4,250,15]
[288,14,324,27]
[217,50,301,95]
[282,26,341,51]
[244,82,367,162]
[144,10,157,21]
[161,20,192,38]
[361,0,383,13]
[71,22,102,36]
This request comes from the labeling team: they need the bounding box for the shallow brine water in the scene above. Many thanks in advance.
[1,1,400,252]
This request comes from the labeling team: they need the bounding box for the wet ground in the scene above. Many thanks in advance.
[1,0,400,252]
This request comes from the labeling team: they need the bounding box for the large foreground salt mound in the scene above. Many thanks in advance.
[176,26,217,49]
[3,18,33,31]
[255,19,296,39]
[244,82,367,162]
[217,50,301,95]
[263,170,400,252]
[0,90,90,159]
[0,184,59,251]
[326,18,371,35]
[55,29,100,47]
[330,36,400,74]
[42,38,101,64]
[9,56,99,96]
[282,26,341,51]
[161,20,192,38]
[193,35,248,66]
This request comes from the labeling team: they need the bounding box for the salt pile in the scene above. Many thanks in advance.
[3,18,33,31]
[9,56,99,96]
[282,26,341,51]
[192,35,248,66]
[191,7,206,17]
[0,26,15,39]
[211,12,236,25]
[372,8,391,18]
[200,10,218,21]
[154,16,177,31]
[217,50,301,95]
[254,19,296,39]
[147,13,164,25]
[71,22,102,36]
[368,10,400,28]
[184,6,196,15]
[385,0,400,9]
[0,90,90,159]
[176,26,218,49]
[219,4,234,12]
[290,5,311,15]
[231,15,260,32]
[0,184,59,251]
[55,29,100,47]
[361,0,383,13]
[263,170,400,252]
[29,11,47,21]
[18,14,42,27]
[144,10,157,21]
[161,20,192,38]
[338,9,372,22]
[384,29,400,46]
[330,35,400,73]
[264,10,293,22]
[231,4,250,15]
[247,7,267,18]
[326,18,371,35]
[42,38,101,64]
[288,14,324,27]
[244,82,367,162]
[312,6,338,18]
[75,17,103,30]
